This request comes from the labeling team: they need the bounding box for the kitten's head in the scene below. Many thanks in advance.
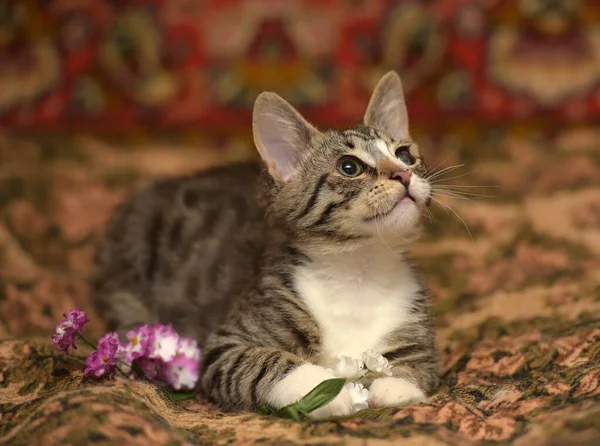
[253,71,431,250]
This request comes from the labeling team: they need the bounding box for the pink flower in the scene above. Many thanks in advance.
[121,325,154,363]
[160,336,201,390]
[61,321,202,392]
[51,308,90,353]
[176,337,201,362]
[136,357,160,380]
[115,324,201,389]
[161,354,200,390]
[84,332,120,378]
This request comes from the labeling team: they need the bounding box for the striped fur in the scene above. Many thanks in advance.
[92,71,439,417]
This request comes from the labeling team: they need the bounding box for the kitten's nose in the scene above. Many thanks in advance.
[391,169,412,186]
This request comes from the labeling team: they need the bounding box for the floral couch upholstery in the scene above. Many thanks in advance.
[0,127,598,445]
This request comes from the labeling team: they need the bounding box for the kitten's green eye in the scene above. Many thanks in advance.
[395,147,416,166]
[337,156,364,177]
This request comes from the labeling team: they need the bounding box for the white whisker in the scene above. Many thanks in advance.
[433,187,495,199]
[374,211,402,257]
[433,185,494,197]
[424,163,465,182]
[433,184,497,188]
[432,192,476,203]
[429,171,475,184]
[423,203,435,231]
[423,154,454,177]
[431,197,474,242]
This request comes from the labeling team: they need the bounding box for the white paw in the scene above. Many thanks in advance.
[265,364,354,419]
[368,377,427,408]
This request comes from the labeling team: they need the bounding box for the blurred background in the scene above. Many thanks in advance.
[0,0,599,341]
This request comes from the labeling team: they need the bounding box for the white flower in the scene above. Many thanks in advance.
[362,350,393,376]
[148,324,180,362]
[345,382,370,412]
[329,355,365,380]
[176,337,201,362]
[162,354,199,390]
[115,346,132,375]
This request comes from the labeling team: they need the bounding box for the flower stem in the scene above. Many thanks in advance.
[77,334,130,379]
[78,334,98,351]
[116,357,131,367]
[115,365,130,378]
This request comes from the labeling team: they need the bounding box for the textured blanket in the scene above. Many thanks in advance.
[0,131,599,445]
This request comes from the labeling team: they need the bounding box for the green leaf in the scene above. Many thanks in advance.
[258,403,302,420]
[255,378,346,420]
[256,404,276,415]
[163,389,197,401]
[296,378,346,414]
[273,404,303,420]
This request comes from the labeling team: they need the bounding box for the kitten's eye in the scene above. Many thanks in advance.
[395,147,416,166]
[337,156,364,177]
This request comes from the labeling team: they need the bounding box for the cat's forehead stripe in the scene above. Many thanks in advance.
[357,149,377,166]
[336,128,403,166]
[360,139,397,164]
[374,140,391,158]
[343,129,371,141]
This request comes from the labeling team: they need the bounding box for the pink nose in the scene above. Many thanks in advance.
[392,169,412,186]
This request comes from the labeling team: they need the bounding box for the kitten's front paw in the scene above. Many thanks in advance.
[266,364,354,419]
[368,377,427,408]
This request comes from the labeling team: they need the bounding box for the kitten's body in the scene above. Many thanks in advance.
[93,163,268,343]
[93,72,439,418]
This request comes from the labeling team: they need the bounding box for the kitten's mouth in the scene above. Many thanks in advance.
[401,192,416,203]
[364,193,416,222]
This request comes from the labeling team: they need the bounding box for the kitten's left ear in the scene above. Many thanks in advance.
[364,71,410,141]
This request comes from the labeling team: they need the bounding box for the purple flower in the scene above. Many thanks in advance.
[84,332,120,378]
[136,357,160,380]
[72,321,201,392]
[51,308,90,353]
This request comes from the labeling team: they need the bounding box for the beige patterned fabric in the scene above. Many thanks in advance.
[0,131,599,445]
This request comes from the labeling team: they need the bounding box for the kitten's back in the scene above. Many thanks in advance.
[92,162,268,342]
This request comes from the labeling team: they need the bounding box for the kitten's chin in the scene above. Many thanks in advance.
[370,213,424,249]
[368,200,422,234]
[301,201,424,255]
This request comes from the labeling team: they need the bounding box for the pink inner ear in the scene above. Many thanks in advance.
[384,98,410,141]
[254,95,315,182]
[365,73,410,141]
[258,125,301,181]
[370,97,409,141]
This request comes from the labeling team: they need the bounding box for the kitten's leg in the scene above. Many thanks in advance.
[368,323,439,408]
[368,375,428,408]
[201,340,354,419]
[266,362,354,418]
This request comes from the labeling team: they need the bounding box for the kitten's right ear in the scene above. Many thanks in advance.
[253,92,318,182]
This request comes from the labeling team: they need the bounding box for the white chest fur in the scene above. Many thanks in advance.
[294,248,420,365]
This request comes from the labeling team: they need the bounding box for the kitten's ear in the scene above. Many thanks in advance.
[253,92,318,182]
[364,71,410,140]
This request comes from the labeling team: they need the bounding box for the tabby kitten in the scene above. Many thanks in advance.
[93,71,439,418]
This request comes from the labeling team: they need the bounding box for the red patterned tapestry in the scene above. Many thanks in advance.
[1,0,597,133]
